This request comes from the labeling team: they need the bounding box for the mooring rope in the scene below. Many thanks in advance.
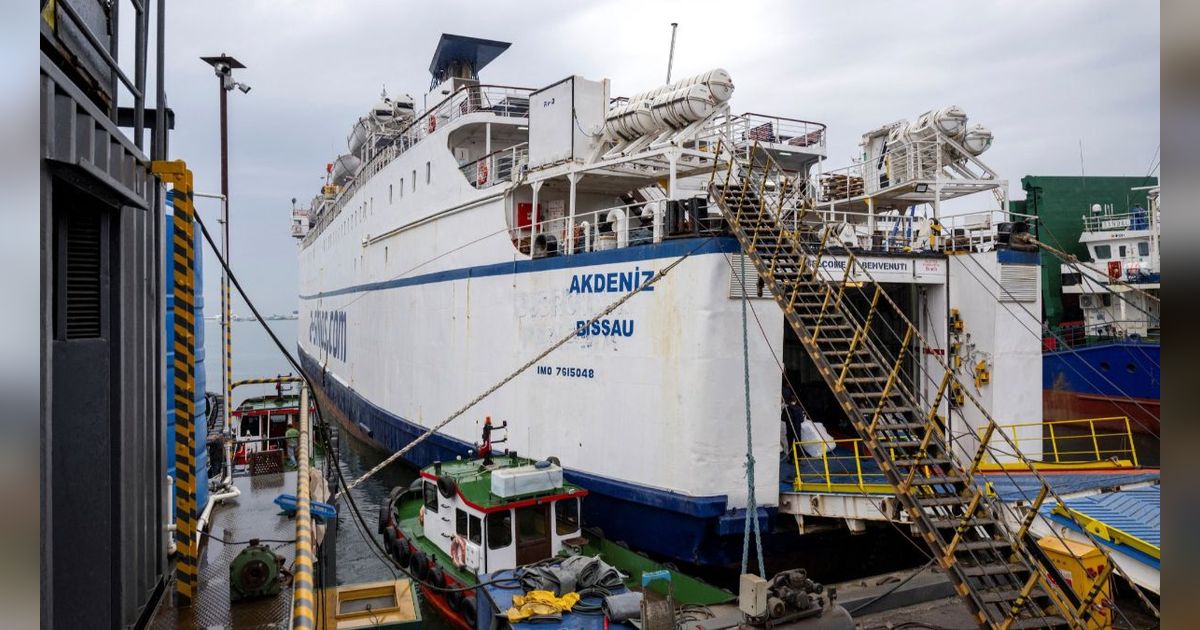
[738,247,765,577]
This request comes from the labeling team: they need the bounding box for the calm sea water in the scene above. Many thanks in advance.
[201,319,428,593]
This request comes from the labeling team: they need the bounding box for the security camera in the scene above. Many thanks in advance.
[237,83,252,94]
[213,62,230,76]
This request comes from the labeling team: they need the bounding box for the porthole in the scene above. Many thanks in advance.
[1099,361,1110,371]
[1126,363,1136,373]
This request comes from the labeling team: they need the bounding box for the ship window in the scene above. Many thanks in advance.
[424,481,439,513]
[456,508,468,536]
[1093,244,1111,260]
[469,514,482,545]
[1099,361,1110,371]
[400,178,404,197]
[1118,245,1127,258]
[1138,241,1149,256]
[487,510,512,549]
[1127,363,1137,373]
[389,185,393,204]
[412,170,416,191]
[556,497,580,535]
[426,161,431,184]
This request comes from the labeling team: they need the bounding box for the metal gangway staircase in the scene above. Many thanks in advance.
[706,141,1153,629]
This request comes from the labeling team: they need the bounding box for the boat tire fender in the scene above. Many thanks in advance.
[377,502,391,534]
[547,456,561,467]
[437,476,458,499]
[430,565,445,589]
[395,539,412,568]
[383,526,397,555]
[460,594,477,626]
[446,583,464,609]
[411,550,430,580]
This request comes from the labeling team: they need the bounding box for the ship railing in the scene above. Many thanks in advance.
[789,438,897,494]
[729,112,826,152]
[305,84,534,245]
[1082,209,1152,232]
[460,143,529,189]
[1047,320,1159,349]
[784,207,1025,254]
[974,417,1141,470]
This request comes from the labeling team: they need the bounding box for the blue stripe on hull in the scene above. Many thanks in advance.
[298,348,767,565]
[299,236,742,300]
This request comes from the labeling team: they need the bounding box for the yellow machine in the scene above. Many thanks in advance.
[1037,537,1112,630]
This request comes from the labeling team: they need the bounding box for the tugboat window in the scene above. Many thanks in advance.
[469,514,482,545]
[1138,241,1150,256]
[424,481,439,513]
[488,510,512,549]
[1093,244,1111,259]
[556,498,580,535]
[456,508,468,536]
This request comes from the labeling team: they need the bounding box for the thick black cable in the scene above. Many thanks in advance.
[845,560,935,616]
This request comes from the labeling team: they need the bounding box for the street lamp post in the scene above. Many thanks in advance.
[200,54,249,443]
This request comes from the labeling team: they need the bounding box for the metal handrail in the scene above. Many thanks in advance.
[304,83,534,244]
[790,438,896,493]
[459,142,529,189]
[975,417,1141,469]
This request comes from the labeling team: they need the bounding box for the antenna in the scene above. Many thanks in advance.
[666,22,679,83]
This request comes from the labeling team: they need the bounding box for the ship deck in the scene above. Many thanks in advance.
[150,471,298,629]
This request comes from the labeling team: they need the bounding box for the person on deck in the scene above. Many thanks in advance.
[285,420,300,467]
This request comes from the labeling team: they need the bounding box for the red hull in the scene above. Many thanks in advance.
[1042,389,1160,436]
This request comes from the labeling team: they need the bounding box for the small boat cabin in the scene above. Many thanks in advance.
[232,393,316,468]
[418,455,587,575]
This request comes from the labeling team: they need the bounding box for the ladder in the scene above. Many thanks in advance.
[708,143,1111,630]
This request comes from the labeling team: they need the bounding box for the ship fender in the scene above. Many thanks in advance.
[459,594,478,626]
[411,550,430,581]
[394,538,412,568]
[445,580,464,609]
[429,565,446,590]
[383,526,397,556]
[377,502,391,534]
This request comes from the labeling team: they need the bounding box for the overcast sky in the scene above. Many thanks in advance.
[156,0,1160,315]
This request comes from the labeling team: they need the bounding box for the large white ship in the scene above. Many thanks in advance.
[293,34,1043,565]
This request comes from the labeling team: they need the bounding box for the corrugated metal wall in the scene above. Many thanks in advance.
[1020,176,1158,328]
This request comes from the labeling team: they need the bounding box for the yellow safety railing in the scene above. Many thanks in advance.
[791,438,896,494]
[975,417,1141,471]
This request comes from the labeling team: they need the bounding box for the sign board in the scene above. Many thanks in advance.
[804,255,946,284]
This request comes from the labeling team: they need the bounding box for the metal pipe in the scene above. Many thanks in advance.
[665,22,678,83]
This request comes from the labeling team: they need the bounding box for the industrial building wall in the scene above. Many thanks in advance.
[1020,175,1157,328]
[40,52,165,630]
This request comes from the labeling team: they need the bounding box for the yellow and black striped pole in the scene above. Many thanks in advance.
[291,383,317,629]
[230,375,303,390]
[153,160,200,606]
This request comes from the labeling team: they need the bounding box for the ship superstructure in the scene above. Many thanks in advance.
[293,33,1040,565]
[1044,186,1160,434]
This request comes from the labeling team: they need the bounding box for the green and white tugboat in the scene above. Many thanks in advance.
[377,423,737,629]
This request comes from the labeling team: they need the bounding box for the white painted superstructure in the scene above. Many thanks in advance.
[294,35,1040,562]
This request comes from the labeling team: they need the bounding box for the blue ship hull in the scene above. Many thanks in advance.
[300,348,770,566]
[1043,341,1160,435]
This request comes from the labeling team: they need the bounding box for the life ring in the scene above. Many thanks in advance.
[418,505,425,526]
[450,535,468,568]
[437,476,458,499]
[477,162,488,186]
[427,116,437,133]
